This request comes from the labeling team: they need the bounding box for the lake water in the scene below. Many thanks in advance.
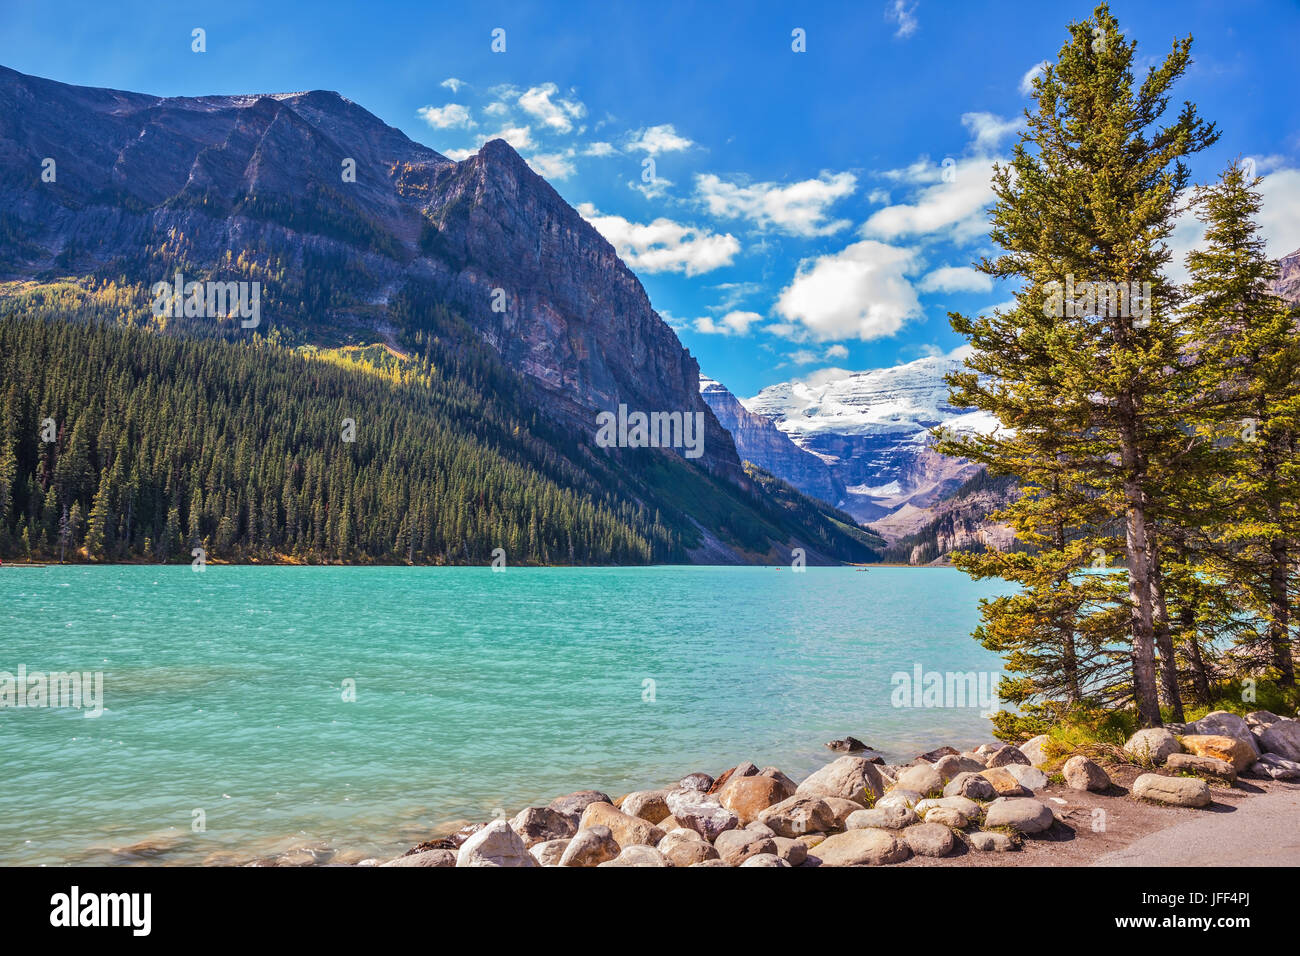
[0,565,1009,865]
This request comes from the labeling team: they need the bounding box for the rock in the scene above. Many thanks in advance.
[795,755,886,806]
[969,830,1015,852]
[1062,755,1112,792]
[559,826,621,867]
[739,854,790,867]
[1165,752,1236,783]
[1004,763,1050,791]
[820,796,866,828]
[1131,773,1212,807]
[826,735,868,752]
[814,828,911,866]
[917,795,981,820]
[1123,728,1182,764]
[903,822,956,857]
[917,745,962,763]
[598,845,671,867]
[547,790,614,825]
[892,763,944,797]
[846,805,918,830]
[707,761,759,795]
[923,807,971,829]
[974,743,1000,756]
[718,775,794,826]
[690,859,732,867]
[380,848,457,867]
[1250,753,1300,780]
[1188,711,1260,756]
[658,815,682,831]
[934,753,988,782]
[509,806,577,848]
[678,772,714,792]
[1245,710,1281,727]
[579,802,667,848]
[713,829,777,866]
[1258,720,1300,761]
[745,821,777,838]
[755,795,838,837]
[772,837,807,866]
[1019,734,1052,768]
[943,771,997,801]
[876,789,923,809]
[986,745,1032,768]
[663,789,739,841]
[759,767,801,792]
[455,820,538,867]
[983,798,1054,834]
[1180,734,1256,772]
[620,790,671,825]
[530,839,571,866]
[657,829,720,867]
[979,766,1031,797]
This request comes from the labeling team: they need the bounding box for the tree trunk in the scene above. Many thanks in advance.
[1269,537,1294,685]
[1120,411,1162,727]
[1147,538,1184,721]
[1181,603,1213,704]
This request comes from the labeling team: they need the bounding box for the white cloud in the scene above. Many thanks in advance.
[625,124,695,155]
[885,0,919,38]
[1258,166,1300,260]
[527,150,577,180]
[631,176,675,200]
[484,125,534,150]
[1019,61,1048,96]
[417,103,474,130]
[441,78,465,93]
[861,156,998,243]
[577,203,740,276]
[693,310,764,335]
[774,240,923,341]
[518,82,587,134]
[825,344,850,359]
[961,112,1020,152]
[484,101,509,117]
[918,265,993,294]
[584,142,616,157]
[695,171,857,237]
[444,147,476,162]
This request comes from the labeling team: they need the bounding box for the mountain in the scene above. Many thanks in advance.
[0,65,871,565]
[876,469,1020,565]
[740,356,998,526]
[699,375,843,504]
[1274,247,1300,305]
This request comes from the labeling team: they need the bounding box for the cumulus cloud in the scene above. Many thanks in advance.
[774,240,923,341]
[577,203,740,276]
[417,103,474,130]
[918,265,993,294]
[1019,61,1048,96]
[693,311,764,335]
[584,142,616,157]
[695,171,857,237]
[441,78,465,93]
[625,124,695,155]
[518,82,587,134]
[1257,166,1300,260]
[444,147,476,162]
[861,156,999,243]
[885,0,919,38]
[484,125,534,150]
[527,150,577,180]
[961,111,1020,152]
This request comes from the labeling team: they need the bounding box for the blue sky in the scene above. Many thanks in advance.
[3,0,1298,396]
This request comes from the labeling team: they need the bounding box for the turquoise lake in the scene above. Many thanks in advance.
[0,565,1009,865]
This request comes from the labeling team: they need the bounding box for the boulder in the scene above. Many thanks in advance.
[755,795,838,838]
[795,755,886,806]
[547,790,613,825]
[1180,734,1256,772]
[1004,763,1050,791]
[876,789,923,809]
[983,798,1054,834]
[980,766,1031,797]
[814,828,911,866]
[1165,752,1236,782]
[707,761,759,795]
[599,845,671,867]
[739,854,790,867]
[663,789,739,841]
[944,771,997,801]
[559,826,620,867]
[917,745,962,763]
[1123,728,1182,764]
[969,830,1015,852]
[821,796,866,828]
[529,839,571,866]
[690,859,732,867]
[1244,710,1281,727]
[903,822,956,857]
[579,802,666,848]
[455,820,538,867]
[1188,711,1260,756]
[934,753,988,782]
[772,837,807,866]
[380,848,456,867]
[1019,734,1052,768]
[745,821,777,838]
[718,774,794,826]
[825,735,868,752]
[892,764,944,797]
[1250,753,1300,780]
[509,806,576,848]
[1131,773,1212,807]
[619,790,671,825]
[678,772,714,792]
[714,828,777,866]
[657,829,720,867]
[1258,720,1300,761]
[923,807,972,829]
[1062,755,1112,792]
[846,805,918,830]
[916,795,981,820]
[986,745,1032,768]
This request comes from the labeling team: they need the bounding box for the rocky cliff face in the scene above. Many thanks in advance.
[699,375,843,503]
[1274,247,1300,306]
[0,65,740,482]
